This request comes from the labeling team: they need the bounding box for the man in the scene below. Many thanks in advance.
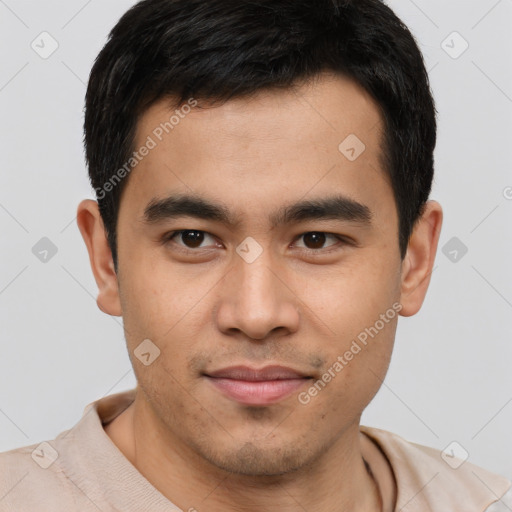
[1,0,510,510]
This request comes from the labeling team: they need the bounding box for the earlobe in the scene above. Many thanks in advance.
[76,199,122,317]
[399,200,443,317]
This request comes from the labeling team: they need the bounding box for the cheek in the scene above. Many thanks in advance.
[297,257,400,335]
[119,255,210,341]
[300,316,397,425]
[295,257,399,400]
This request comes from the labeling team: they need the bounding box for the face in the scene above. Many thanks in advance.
[88,73,420,476]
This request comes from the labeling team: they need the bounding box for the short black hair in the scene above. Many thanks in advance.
[84,0,437,270]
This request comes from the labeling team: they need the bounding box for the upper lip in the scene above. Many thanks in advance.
[205,365,310,381]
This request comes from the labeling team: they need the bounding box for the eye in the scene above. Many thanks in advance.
[163,230,218,250]
[294,232,346,251]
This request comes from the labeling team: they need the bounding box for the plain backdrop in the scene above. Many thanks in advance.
[0,0,511,480]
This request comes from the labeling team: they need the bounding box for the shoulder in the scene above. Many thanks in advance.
[0,440,77,511]
[361,425,512,511]
[0,390,137,512]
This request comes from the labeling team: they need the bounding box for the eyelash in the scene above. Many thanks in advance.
[161,230,352,254]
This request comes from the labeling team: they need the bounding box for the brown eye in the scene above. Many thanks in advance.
[164,230,217,250]
[295,231,351,255]
[303,232,327,249]
[180,230,205,248]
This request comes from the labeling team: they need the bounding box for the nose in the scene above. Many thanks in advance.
[215,249,300,341]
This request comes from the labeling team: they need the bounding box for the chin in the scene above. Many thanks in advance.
[190,437,320,477]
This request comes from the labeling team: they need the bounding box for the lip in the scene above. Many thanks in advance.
[204,365,311,406]
[206,365,309,381]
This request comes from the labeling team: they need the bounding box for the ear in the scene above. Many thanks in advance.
[399,200,443,317]
[76,199,122,317]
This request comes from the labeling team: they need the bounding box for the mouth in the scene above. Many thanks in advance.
[203,365,313,406]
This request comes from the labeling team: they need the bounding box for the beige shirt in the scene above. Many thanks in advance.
[1,389,511,511]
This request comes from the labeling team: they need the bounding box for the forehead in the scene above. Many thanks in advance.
[135,72,383,152]
[120,72,392,226]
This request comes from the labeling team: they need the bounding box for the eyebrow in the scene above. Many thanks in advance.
[141,193,373,229]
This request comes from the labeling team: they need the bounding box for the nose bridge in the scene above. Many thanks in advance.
[216,242,299,339]
[234,244,282,310]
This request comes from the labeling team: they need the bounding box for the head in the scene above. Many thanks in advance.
[78,0,442,476]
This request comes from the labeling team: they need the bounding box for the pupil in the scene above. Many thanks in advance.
[304,232,325,249]
[182,231,204,248]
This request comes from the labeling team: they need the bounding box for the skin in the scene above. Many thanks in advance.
[77,71,443,511]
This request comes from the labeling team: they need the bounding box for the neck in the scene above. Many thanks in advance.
[105,395,381,512]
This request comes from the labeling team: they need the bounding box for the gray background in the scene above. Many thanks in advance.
[1,0,511,480]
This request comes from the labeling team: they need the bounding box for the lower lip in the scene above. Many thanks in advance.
[206,377,309,405]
